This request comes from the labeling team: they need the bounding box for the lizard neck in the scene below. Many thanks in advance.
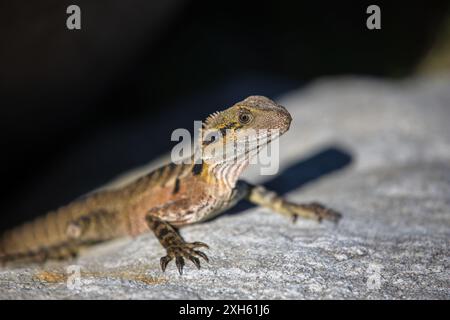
[207,159,249,190]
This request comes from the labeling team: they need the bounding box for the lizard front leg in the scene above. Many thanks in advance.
[242,182,342,223]
[145,214,209,275]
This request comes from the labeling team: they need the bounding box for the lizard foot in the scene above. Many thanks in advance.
[160,242,209,275]
[286,202,342,224]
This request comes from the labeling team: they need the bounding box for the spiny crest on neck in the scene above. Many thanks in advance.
[203,111,222,129]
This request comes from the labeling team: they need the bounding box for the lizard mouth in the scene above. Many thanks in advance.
[201,129,282,165]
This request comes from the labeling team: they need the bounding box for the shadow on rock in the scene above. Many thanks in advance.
[224,146,353,216]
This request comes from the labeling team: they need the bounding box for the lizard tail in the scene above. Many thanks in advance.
[0,203,84,265]
[0,191,125,266]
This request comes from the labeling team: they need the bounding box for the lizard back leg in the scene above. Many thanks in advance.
[243,182,342,223]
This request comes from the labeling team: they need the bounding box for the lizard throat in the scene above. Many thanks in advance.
[195,129,281,190]
[209,159,250,190]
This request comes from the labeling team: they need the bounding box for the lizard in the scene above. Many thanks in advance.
[0,95,341,274]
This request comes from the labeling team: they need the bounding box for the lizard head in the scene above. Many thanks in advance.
[200,95,292,164]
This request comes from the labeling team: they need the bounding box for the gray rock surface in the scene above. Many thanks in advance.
[1,75,449,299]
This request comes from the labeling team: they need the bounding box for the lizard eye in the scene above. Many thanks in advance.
[238,111,253,124]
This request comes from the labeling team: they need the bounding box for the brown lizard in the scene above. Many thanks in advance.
[0,96,341,274]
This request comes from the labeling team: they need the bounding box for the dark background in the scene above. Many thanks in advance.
[1,0,449,232]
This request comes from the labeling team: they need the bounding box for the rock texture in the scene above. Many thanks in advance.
[1,75,449,299]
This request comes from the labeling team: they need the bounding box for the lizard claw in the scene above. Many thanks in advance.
[160,256,172,272]
[160,242,210,275]
[175,256,185,275]
[193,250,209,263]
[188,256,201,269]
[188,241,209,249]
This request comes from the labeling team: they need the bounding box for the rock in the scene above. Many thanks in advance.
[1,75,449,299]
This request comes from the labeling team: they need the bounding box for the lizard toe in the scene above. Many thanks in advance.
[186,241,209,249]
[188,256,201,269]
[175,256,185,275]
[160,255,172,272]
[162,242,210,274]
[193,250,209,263]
